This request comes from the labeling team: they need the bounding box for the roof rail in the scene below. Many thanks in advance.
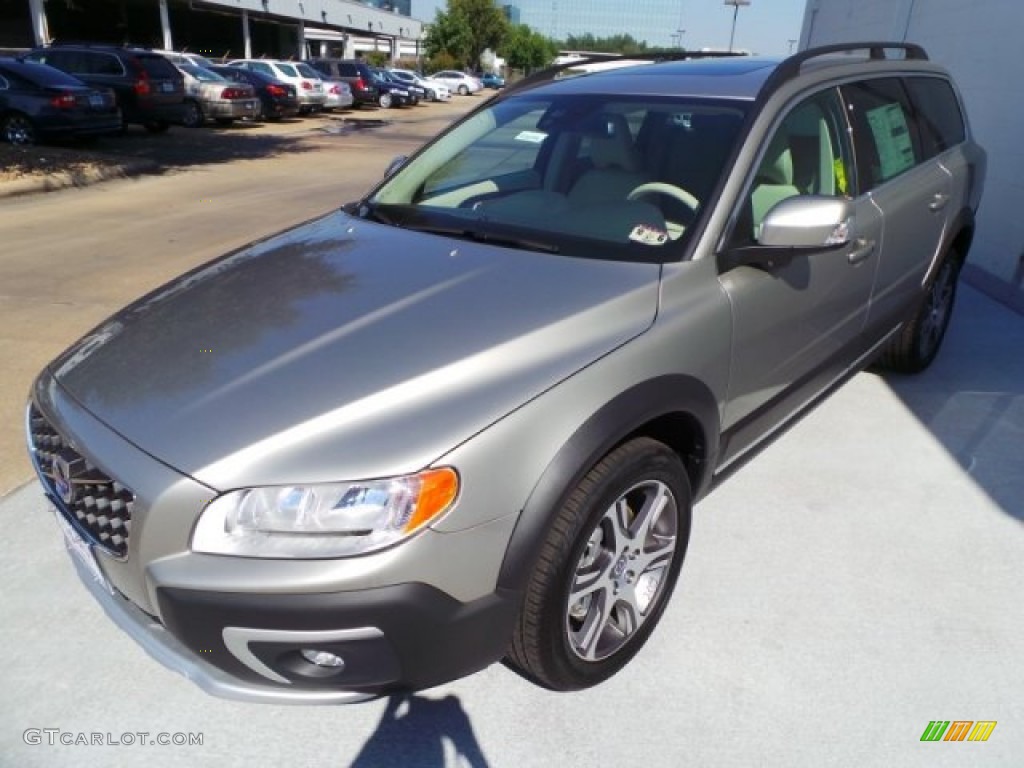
[500,49,747,98]
[768,41,928,88]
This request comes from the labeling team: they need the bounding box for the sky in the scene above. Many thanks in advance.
[410,0,809,56]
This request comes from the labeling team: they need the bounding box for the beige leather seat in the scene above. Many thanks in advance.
[568,114,650,204]
[751,130,801,237]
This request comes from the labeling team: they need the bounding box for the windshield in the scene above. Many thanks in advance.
[365,92,747,261]
[275,63,299,78]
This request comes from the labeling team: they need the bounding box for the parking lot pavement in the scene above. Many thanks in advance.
[0,284,1020,767]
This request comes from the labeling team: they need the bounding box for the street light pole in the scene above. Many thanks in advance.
[724,0,750,53]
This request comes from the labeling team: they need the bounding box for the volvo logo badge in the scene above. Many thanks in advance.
[53,456,75,505]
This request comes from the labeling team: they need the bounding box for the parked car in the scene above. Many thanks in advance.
[153,50,216,69]
[367,69,414,108]
[373,68,423,105]
[27,43,985,704]
[0,56,120,144]
[209,65,299,120]
[24,43,185,132]
[430,69,482,95]
[176,64,258,127]
[388,70,451,101]
[293,62,352,111]
[227,59,326,114]
[480,72,505,89]
[307,58,379,108]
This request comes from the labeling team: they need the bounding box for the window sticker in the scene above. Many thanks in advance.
[865,103,915,180]
[515,130,547,144]
[629,224,669,246]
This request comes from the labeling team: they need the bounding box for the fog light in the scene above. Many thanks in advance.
[300,649,345,669]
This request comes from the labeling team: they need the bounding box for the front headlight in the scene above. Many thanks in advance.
[191,468,458,558]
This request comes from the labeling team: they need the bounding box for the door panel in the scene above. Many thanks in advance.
[718,88,878,446]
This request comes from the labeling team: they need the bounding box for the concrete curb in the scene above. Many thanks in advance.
[0,158,160,199]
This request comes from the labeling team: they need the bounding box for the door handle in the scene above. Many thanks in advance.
[929,192,950,212]
[848,238,875,265]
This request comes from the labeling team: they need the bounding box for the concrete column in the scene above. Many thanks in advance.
[298,20,306,59]
[242,10,252,58]
[28,0,50,46]
[159,0,173,51]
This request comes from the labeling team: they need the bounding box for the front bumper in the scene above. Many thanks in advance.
[62,539,518,704]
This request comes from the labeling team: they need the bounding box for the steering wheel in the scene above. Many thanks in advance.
[626,182,699,240]
[627,181,699,211]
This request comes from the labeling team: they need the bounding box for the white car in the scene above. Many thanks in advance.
[429,70,483,95]
[153,50,216,69]
[388,69,451,101]
[294,62,352,110]
[228,59,326,113]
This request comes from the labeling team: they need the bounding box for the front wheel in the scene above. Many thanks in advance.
[2,113,36,145]
[877,252,961,373]
[458,84,469,96]
[506,437,692,691]
[378,92,393,109]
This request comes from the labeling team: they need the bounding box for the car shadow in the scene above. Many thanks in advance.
[83,122,320,171]
[348,693,489,768]
[882,284,1024,521]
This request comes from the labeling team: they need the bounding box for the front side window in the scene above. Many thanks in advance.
[364,93,747,262]
[736,88,853,243]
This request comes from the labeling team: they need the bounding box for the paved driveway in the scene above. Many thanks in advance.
[1,285,1020,767]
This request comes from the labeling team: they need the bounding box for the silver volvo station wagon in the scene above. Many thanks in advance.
[27,43,985,703]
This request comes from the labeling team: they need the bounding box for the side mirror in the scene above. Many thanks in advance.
[759,196,853,248]
[384,154,407,179]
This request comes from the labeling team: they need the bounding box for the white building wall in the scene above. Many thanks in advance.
[800,0,1024,311]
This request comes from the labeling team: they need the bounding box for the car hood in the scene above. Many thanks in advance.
[50,210,660,490]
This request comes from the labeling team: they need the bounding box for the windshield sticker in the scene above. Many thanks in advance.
[629,224,669,246]
[515,130,547,144]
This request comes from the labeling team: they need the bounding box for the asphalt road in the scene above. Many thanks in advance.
[1,95,1022,767]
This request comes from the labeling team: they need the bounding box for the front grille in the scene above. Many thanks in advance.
[28,404,135,558]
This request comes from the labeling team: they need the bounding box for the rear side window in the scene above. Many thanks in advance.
[82,52,124,76]
[905,76,966,157]
[137,55,178,79]
[842,78,922,191]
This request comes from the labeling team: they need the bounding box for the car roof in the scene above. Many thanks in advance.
[506,43,947,103]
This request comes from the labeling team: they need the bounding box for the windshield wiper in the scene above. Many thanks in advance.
[392,222,561,254]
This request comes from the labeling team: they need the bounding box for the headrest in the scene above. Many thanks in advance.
[588,114,641,172]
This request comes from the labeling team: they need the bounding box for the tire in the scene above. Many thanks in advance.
[181,100,203,128]
[144,121,170,134]
[378,92,393,109]
[2,113,36,145]
[876,251,961,373]
[458,84,469,96]
[506,437,692,691]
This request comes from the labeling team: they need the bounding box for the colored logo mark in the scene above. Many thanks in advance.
[920,720,997,742]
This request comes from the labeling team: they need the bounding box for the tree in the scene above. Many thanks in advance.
[424,8,473,67]
[562,33,650,55]
[425,0,508,71]
[502,24,557,73]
